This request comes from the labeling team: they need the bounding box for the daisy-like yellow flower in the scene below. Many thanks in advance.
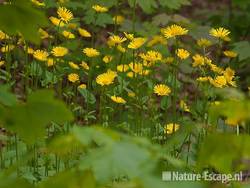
[26,47,34,54]
[209,63,224,74]
[197,38,212,47]
[1,45,15,53]
[57,7,73,23]
[33,50,49,61]
[128,37,146,49]
[176,49,190,60]
[192,54,206,67]
[92,4,108,13]
[31,0,45,6]
[180,100,190,112]
[117,45,126,53]
[223,67,236,87]
[62,30,75,39]
[83,48,100,57]
[223,50,237,58]
[49,16,65,27]
[209,76,227,88]
[128,91,136,98]
[47,58,55,67]
[69,62,79,69]
[0,30,10,40]
[103,55,113,63]
[161,24,188,39]
[111,95,126,104]
[129,62,143,74]
[147,35,167,47]
[80,61,89,70]
[78,28,91,37]
[113,15,125,25]
[39,28,51,39]
[108,35,127,46]
[68,73,79,83]
[96,70,117,86]
[78,84,86,89]
[139,50,162,63]
[51,46,68,57]
[123,32,134,40]
[164,57,174,64]
[154,84,171,96]
[197,76,210,82]
[164,123,180,134]
[0,61,5,67]
[117,64,129,72]
[209,27,230,40]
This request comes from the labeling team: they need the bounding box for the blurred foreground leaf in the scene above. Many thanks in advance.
[1,90,73,144]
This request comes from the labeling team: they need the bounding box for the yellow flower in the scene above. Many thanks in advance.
[62,30,75,39]
[78,28,91,37]
[223,67,236,87]
[51,46,68,57]
[154,84,171,96]
[117,45,126,53]
[180,100,190,112]
[111,95,126,104]
[117,64,129,72]
[126,72,134,78]
[223,50,237,58]
[139,50,162,62]
[68,73,79,83]
[209,63,224,74]
[192,54,206,67]
[80,61,89,70]
[176,49,190,60]
[128,37,146,49]
[197,76,210,82]
[57,7,73,23]
[96,70,117,86]
[113,15,125,25]
[209,76,227,88]
[1,45,15,53]
[31,0,45,6]
[209,27,230,40]
[147,35,167,47]
[161,24,188,39]
[47,58,55,67]
[49,16,65,27]
[197,38,212,47]
[33,50,49,61]
[129,62,143,74]
[128,91,136,98]
[78,84,86,89]
[0,61,5,67]
[103,55,113,63]
[69,62,79,69]
[83,48,100,57]
[39,28,51,39]
[164,123,180,134]
[0,30,10,40]
[164,57,174,64]
[92,4,108,13]
[108,35,127,46]
[225,118,239,126]
[123,32,134,40]
[27,47,34,54]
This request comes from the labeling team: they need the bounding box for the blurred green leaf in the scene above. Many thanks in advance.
[233,41,250,61]
[78,88,96,104]
[0,85,17,107]
[0,0,48,44]
[1,90,73,144]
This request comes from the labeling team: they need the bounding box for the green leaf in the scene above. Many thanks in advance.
[78,88,96,104]
[159,0,190,10]
[0,0,48,44]
[1,90,73,144]
[96,13,113,27]
[0,85,17,107]
[233,41,250,61]
[128,0,157,13]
